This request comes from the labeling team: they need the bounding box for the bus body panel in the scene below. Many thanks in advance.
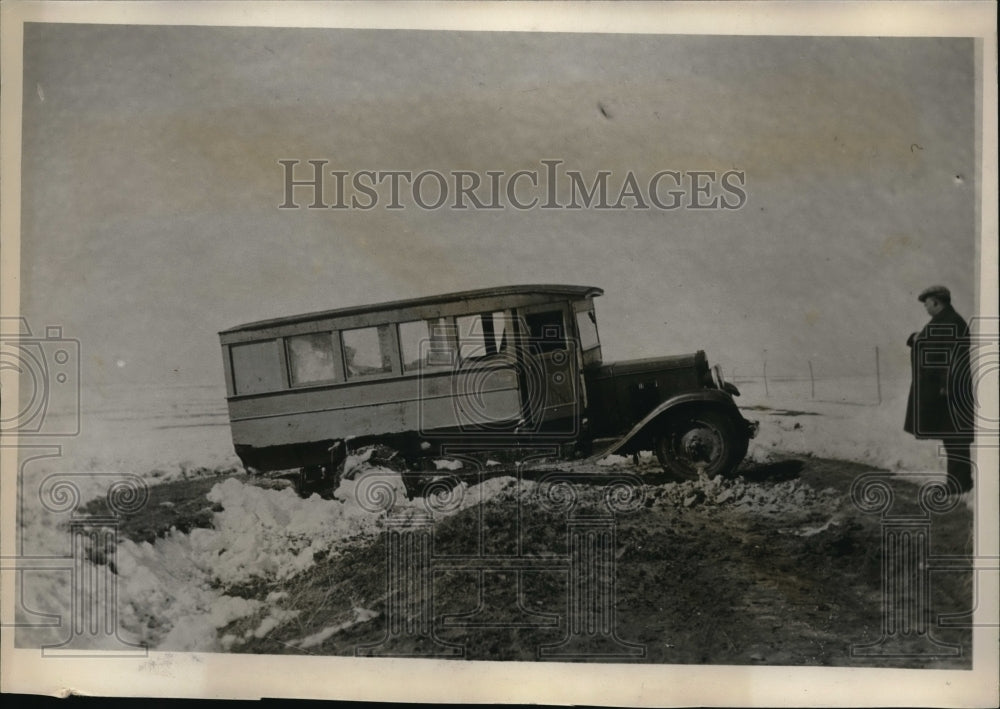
[229,368,523,448]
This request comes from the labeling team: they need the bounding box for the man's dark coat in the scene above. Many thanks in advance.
[904,304,973,440]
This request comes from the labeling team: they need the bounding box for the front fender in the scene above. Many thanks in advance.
[587,390,753,460]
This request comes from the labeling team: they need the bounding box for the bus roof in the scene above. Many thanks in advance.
[220,284,603,335]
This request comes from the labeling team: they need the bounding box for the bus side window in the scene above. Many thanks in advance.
[231,340,283,394]
[342,325,394,378]
[458,311,510,361]
[400,318,456,371]
[457,314,485,360]
[576,308,600,351]
[286,332,339,385]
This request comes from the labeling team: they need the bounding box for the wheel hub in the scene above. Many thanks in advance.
[680,428,718,462]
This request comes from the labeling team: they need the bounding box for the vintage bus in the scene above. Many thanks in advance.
[219,285,756,491]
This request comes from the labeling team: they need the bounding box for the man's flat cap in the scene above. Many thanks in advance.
[918,285,950,302]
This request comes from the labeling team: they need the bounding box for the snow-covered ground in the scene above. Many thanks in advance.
[14,376,956,652]
[19,383,240,478]
[738,375,954,473]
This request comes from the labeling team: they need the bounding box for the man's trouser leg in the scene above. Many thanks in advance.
[943,438,973,492]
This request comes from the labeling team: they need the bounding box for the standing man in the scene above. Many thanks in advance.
[904,285,974,493]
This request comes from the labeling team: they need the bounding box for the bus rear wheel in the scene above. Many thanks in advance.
[294,463,342,498]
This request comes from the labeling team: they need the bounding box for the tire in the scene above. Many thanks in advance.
[294,463,342,498]
[654,407,747,480]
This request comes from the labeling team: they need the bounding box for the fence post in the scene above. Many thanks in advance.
[762,351,769,398]
[808,360,815,399]
[875,345,882,404]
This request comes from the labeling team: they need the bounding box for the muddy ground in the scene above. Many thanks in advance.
[101,453,975,667]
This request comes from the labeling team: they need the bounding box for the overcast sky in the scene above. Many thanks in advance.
[19,25,978,392]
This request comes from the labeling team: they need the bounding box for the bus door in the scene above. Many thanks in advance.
[516,302,579,433]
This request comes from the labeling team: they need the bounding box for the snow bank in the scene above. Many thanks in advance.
[110,466,521,651]
[202,477,394,584]
[106,469,401,649]
[15,445,527,653]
